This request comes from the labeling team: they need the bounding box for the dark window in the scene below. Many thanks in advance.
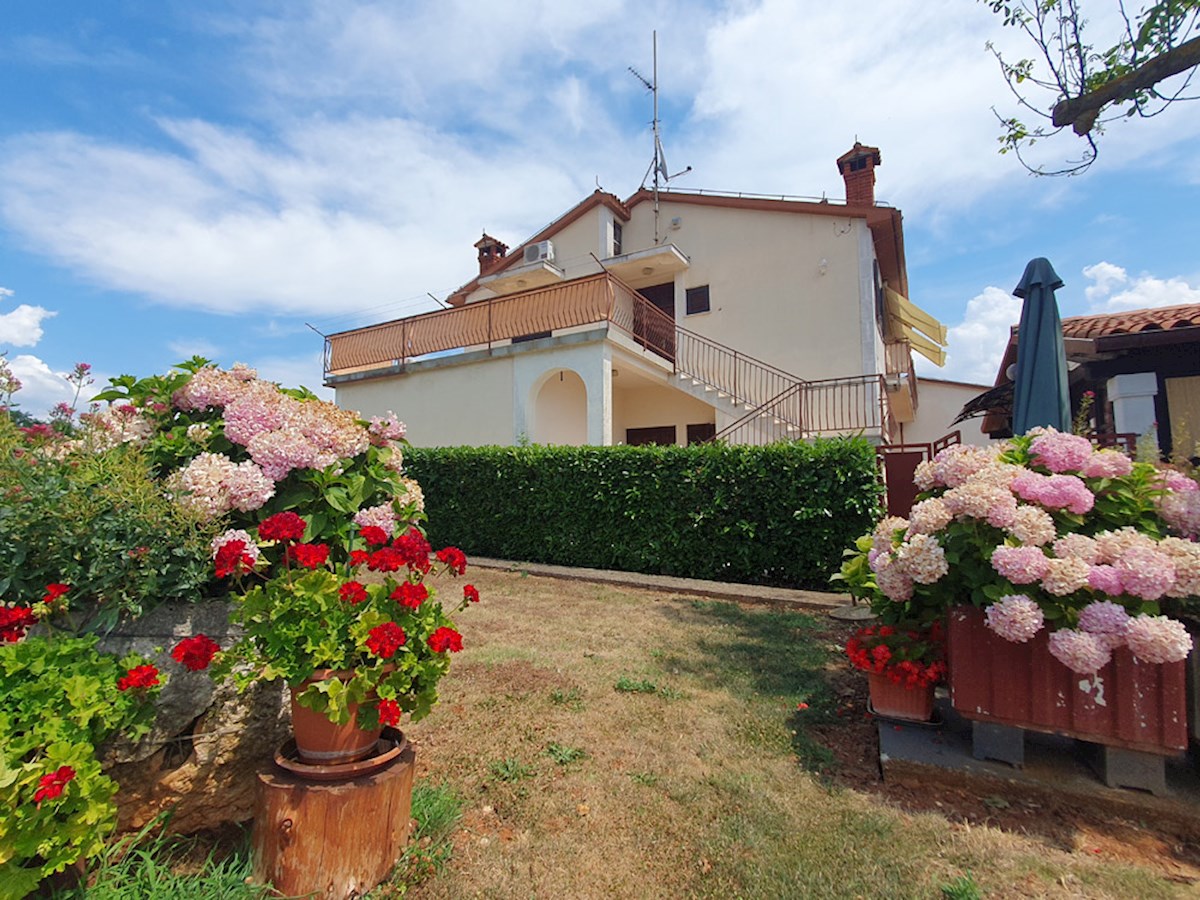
[626,425,677,446]
[612,221,623,257]
[685,285,710,315]
[687,423,716,444]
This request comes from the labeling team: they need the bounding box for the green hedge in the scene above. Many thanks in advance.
[405,438,882,589]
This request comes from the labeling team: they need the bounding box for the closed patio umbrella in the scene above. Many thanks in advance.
[1011,257,1070,435]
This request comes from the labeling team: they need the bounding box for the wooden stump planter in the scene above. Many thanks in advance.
[867,672,935,722]
[947,605,1188,755]
[253,733,415,899]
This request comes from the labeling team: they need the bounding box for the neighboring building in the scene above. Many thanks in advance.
[325,142,972,448]
[977,303,1200,461]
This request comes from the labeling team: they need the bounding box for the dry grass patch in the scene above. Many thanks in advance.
[399,568,1197,899]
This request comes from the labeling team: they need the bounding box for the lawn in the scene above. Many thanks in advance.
[393,567,1198,899]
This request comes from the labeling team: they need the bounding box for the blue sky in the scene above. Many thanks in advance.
[2,1,1198,418]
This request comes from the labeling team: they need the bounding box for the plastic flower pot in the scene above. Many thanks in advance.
[867,672,935,722]
[947,605,1188,754]
[289,669,382,765]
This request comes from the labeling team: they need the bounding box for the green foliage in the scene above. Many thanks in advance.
[50,818,269,900]
[405,439,881,589]
[941,872,984,900]
[544,742,587,765]
[548,687,584,710]
[614,675,660,694]
[387,782,463,893]
[0,635,161,893]
[488,757,534,782]
[0,419,217,622]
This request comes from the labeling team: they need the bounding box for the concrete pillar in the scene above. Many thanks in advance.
[1107,373,1158,437]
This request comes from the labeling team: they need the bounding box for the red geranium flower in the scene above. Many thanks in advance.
[463,584,480,604]
[214,540,256,578]
[393,528,431,573]
[349,549,370,567]
[366,622,407,659]
[377,698,402,727]
[33,766,76,806]
[287,543,330,569]
[359,525,389,546]
[436,546,467,576]
[339,581,369,605]
[258,511,307,543]
[43,583,70,604]
[117,664,160,691]
[172,634,220,671]
[427,626,463,654]
[0,606,37,643]
[367,547,405,573]
[390,580,428,609]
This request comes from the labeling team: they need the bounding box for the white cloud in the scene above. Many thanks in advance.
[0,287,56,347]
[5,353,76,417]
[246,352,331,401]
[920,286,1023,385]
[1082,262,1200,312]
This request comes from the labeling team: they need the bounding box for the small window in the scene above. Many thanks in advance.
[626,425,677,446]
[685,285,710,315]
[612,221,623,257]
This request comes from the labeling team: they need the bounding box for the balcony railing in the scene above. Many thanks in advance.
[325,271,896,443]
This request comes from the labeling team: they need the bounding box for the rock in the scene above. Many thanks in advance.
[95,600,292,833]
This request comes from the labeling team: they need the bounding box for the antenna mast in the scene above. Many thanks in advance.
[630,31,689,244]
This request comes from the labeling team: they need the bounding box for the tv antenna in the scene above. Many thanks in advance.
[629,31,690,243]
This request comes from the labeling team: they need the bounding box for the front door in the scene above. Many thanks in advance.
[634,282,676,361]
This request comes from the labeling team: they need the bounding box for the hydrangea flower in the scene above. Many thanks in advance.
[1048,629,1111,675]
[1124,615,1193,664]
[984,595,1044,643]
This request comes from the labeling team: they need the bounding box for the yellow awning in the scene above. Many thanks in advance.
[885,286,947,366]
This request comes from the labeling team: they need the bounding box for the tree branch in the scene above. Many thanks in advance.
[1052,34,1200,133]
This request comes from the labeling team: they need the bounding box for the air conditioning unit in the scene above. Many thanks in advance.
[523,240,555,264]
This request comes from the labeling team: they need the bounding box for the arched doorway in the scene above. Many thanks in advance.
[531,369,587,445]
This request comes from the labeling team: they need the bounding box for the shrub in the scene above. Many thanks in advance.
[405,438,881,588]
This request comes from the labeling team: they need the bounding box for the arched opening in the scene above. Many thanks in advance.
[531,369,587,445]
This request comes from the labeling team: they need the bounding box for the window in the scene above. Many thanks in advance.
[685,285,710,315]
[612,221,623,257]
[625,425,677,446]
[687,423,716,444]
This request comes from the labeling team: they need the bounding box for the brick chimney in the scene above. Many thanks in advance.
[836,142,881,207]
[474,232,508,274]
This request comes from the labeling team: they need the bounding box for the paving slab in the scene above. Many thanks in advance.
[470,557,848,612]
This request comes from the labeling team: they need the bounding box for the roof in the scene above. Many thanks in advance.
[448,186,909,305]
[1059,303,1200,339]
[979,301,1200,435]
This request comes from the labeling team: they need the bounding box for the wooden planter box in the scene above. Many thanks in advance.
[947,606,1188,755]
[868,672,934,722]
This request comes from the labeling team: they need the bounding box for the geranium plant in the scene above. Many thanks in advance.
[191,510,479,729]
[0,589,162,895]
[845,621,947,689]
[859,428,1199,676]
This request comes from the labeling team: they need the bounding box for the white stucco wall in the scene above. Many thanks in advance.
[902,378,994,447]
[612,383,716,445]
[335,357,515,447]
[531,370,588,445]
[619,200,872,383]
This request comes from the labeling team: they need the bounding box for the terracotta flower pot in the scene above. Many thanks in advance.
[289,669,382,765]
[868,672,935,722]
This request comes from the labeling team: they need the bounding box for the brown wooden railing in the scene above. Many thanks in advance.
[714,374,895,445]
[325,271,895,443]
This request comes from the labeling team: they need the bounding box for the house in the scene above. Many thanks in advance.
[325,143,979,448]
[977,303,1200,461]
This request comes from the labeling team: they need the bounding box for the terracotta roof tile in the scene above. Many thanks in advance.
[1060,303,1200,339]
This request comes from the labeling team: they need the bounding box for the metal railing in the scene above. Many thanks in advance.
[714,374,894,445]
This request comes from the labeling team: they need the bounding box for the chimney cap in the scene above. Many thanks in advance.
[474,232,507,250]
[836,142,881,171]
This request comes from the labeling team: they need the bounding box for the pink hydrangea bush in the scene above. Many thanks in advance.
[91,359,417,551]
[864,428,1197,675]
